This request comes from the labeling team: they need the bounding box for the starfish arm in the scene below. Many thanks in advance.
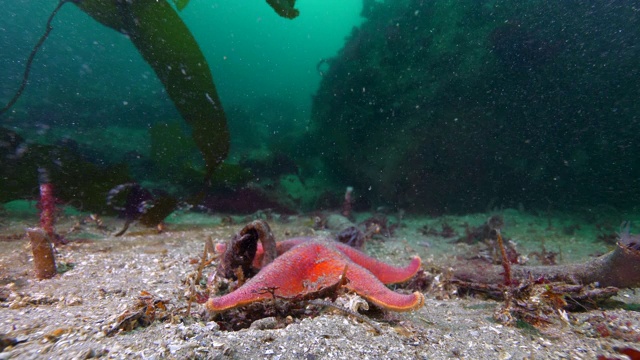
[207,242,346,312]
[335,243,422,284]
[345,265,425,311]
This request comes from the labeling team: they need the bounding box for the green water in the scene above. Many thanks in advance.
[1,1,362,108]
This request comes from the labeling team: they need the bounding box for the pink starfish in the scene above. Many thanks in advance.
[208,238,424,312]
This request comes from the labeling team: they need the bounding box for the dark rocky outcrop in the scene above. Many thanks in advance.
[311,0,640,213]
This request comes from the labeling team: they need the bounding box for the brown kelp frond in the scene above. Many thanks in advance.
[266,0,300,19]
[74,0,230,181]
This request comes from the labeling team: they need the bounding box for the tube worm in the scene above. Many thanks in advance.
[37,167,65,245]
[27,228,57,279]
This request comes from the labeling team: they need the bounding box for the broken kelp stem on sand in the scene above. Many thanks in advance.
[453,240,640,289]
[27,228,57,279]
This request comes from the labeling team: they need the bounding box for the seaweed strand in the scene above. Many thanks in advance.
[0,0,75,116]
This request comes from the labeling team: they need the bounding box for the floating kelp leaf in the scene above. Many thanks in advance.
[172,0,190,11]
[74,0,230,181]
[266,0,299,19]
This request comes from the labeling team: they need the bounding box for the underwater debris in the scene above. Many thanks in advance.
[529,243,558,265]
[597,231,620,246]
[328,212,394,248]
[448,217,640,327]
[0,334,25,352]
[450,218,640,327]
[360,213,398,239]
[107,183,153,219]
[333,213,396,250]
[457,215,503,244]
[419,222,457,239]
[453,271,620,327]
[184,237,217,316]
[452,223,640,290]
[106,291,171,336]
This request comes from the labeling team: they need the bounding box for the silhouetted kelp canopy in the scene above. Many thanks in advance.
[0,0,302,215]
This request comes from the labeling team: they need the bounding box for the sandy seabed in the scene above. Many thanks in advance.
[1,206,639,359]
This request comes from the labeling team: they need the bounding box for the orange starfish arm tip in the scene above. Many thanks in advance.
[366,291,425,312]
[345,263,426,311]
[336,243,422,284]
[206,294,269,313]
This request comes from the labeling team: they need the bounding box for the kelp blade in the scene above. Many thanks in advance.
[74,0,229,180]
[266,0,299,19]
